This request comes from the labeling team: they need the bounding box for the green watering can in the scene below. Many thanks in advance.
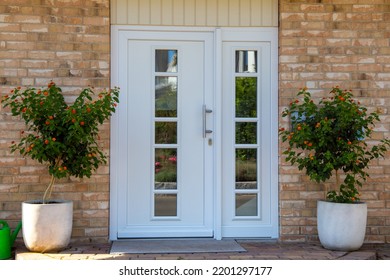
[0,220,22,260]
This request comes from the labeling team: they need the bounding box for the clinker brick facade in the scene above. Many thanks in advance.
[0,0,111,243]
[279,0,390,243]
[1,0,390,244]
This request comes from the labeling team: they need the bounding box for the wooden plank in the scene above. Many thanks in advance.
[173,0,185,25]
[229,0,240,26]
[206,0,218,26]
[139,0,151,24]
[195,0,207,26]
[184,0,195,26]
[128,0,139,24]
[112,0,278,27]
[113,0,128,24]
[217,0,229,26]
[261,0,272,26]
[162,0,173,25]
[240,0,251,26]
[150,0,162,25]
[250,0,261,26]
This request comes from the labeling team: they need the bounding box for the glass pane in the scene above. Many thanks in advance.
[155,50,178,72]
[235,50,257,73]
[235,77,257,118]
[155,76,177,117]
[236,149,257,188]
[236,122,257,144]
[155,149,177,189]
[155,194,177,216]
[155,122,177,144]
[235,194,258,216]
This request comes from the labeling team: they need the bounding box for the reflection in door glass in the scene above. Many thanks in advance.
[236,194,258,216]
[236,122,257,144]
[234,50,259,218]
[155,148,177,189]
[235,149,257,188]
[155,122,177,144]
[236,50,257,73]
[155,50,178,72]
[155,194,177,216]
[235,77,257,118]
[155,76,177,117]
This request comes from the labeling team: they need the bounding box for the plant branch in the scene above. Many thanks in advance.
[43,174,56,204]
[335,169,340,193]
[42,157,61,203]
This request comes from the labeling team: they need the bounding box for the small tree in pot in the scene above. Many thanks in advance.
[1,82,119,252]
[279,87,390,251]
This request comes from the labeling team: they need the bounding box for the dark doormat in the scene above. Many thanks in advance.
[110,239,246,254]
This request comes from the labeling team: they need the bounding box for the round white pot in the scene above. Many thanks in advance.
[317,200,367,251]
[22,199,73,253]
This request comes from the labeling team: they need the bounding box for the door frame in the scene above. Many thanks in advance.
[110,26,278,240]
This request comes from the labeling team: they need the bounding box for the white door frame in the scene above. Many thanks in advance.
[110,26,278,240]
[220,29,279,238]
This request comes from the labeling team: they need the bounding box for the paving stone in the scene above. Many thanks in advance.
[14,241,390,260]
[338,251,377,260]
[377,251,390,260]
[16,252,58,260]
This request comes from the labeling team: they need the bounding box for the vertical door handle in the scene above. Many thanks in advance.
[203,105,213,138]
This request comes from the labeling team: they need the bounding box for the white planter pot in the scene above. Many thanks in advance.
[317,200,367,251]
[22,199,73,253]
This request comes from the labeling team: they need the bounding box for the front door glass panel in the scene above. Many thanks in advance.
[235,50,257,73]
[154,49,179,217]
[155,50,178,72]
[234,50,259,218]
[155,148,177,190]
[155,76,177,117]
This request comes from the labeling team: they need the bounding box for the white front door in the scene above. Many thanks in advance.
[110,27,278,240]
[112,30,214,238]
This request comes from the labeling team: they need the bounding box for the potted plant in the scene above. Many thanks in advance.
[1,82,119,252]
[279,86,390,251]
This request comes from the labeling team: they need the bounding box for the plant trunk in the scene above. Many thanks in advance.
[42,157,62,203]
[42,174,55,204]
[335,169,340,192]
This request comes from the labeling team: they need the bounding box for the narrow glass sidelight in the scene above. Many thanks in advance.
[154,49,179,218]
[234,50,259,218]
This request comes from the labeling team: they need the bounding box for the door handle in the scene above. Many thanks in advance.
[203,105,213,138]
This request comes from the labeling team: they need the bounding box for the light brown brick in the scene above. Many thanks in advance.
[279,0,390,244]
[2,0,390,245]
[0,0,111,243]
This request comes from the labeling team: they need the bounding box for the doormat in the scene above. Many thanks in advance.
[110,239,246,254]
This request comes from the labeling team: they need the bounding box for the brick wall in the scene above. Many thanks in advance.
[279,0,390,243]
[0,0,110,243]
[1,0,390,245]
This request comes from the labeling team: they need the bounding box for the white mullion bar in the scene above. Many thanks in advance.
[154,117,178,122]
[154,189,178,194]
[235,118,258,122]
[234,144,259,149]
